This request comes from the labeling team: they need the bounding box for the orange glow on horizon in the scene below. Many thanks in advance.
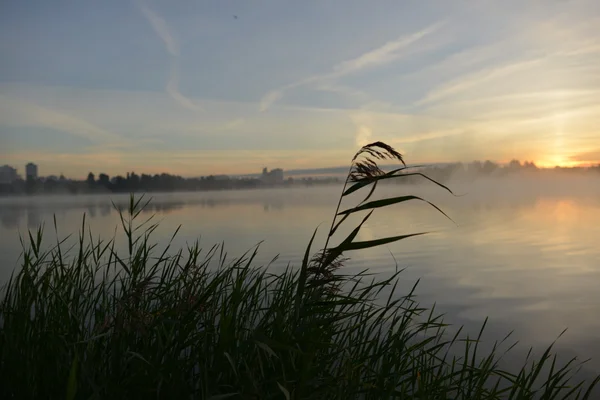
[509,150,599,169]
[494,154,598,169]
[534,157,598,169]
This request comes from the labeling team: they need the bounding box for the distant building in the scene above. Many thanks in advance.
[261,167,284,184]
[0,165,18,184]
[271,168,283,183]
[25,163,38,180]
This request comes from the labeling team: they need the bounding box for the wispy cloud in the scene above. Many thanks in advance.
[259,90,284,112]
[414,12,600,108]
[417,58,544,105]
[0,95,128,146]
[137,1,179,56]
[0,150,127,176]
[424,89,600,125]
[220,118,245,131]
[137,0,203,111]
[315,83,373,102]
[259,23,443,111]
[166,62,204,112]
[332,23,442,76]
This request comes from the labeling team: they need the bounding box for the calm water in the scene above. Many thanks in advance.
[1,177,599,380]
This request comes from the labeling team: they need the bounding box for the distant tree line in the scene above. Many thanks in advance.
[391,160,600,185]
[0,171,341,196]
[1,162,598,196]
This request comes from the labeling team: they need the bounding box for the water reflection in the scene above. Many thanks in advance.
[0,205,22,229]
[0,194,290,228]
[27,209,41,230]
[0,181,599,379]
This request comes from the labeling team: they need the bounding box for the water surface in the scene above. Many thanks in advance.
[1,177,599,380]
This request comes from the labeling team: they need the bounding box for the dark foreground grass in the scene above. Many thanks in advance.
[1,142,598,399]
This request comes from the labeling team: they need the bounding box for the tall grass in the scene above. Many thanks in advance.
[0,142,598,399]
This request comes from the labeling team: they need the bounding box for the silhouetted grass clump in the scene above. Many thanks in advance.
[0,142,598,399]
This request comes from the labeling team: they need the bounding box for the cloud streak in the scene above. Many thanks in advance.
[259,90,284,112]
[332,23,442,76]
[417,58,544,105]
[166,62,204,112]
[137,0,203,111]
[138,1,179,56]
[259,23,443,111]
[0,95,129,146]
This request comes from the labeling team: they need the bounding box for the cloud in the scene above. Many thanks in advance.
[258,23,442,111]
[389,128,467,146]
[315,83,373,102]
[413,18,600,108]
[332,23,442,76]
[137,0,203,111]
[0,150,127,177]
[0,95,128,146]
[259,90,283,112]
[166,62,204,111]
[417,58,544,105]
[138,1,179,56]
[220,118,245,131]
[400,39,516,84]
[421,89,600,126]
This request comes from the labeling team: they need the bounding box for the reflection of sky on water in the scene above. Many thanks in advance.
[0,179,599,383]
[0,192,292,229]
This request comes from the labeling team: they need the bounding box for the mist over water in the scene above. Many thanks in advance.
[1,174,599,380]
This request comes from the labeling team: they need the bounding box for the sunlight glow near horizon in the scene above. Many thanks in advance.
[1,0,599,178]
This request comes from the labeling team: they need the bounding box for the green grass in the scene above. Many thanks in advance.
[0,142,598,399]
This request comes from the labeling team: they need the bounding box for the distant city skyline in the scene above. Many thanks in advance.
[1,1,600,177]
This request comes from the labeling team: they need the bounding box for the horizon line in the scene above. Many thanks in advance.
[3,159,599,181]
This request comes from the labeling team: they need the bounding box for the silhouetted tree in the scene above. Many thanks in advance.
[482,160,498,175]
[129,172,140,190]
[508,160,521,169]
[86,172,95,185]
[114,175,126,191]
[98,173,110,187]
[467,161,482,175]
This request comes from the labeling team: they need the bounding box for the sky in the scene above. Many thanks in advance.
[1,0,599,178]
